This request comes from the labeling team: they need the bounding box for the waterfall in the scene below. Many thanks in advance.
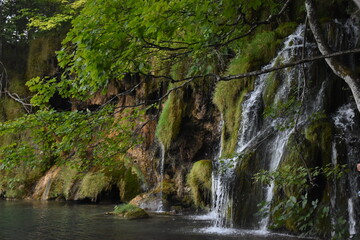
[348,198,356,237]
[259,129,292,231]
[330,141,337,238]
[157,142,166,212]
[209,18,360,234]
[332,103,358,237]
[211,25,307,229]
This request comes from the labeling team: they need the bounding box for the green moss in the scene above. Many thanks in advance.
[113,204,149,219]
[0,165,43,199]
[305,120,332,164]
[262,71,282,108]
[213,25,296,156]
[77,172,112,202]
[214,83,252,155]
[124,209,149,220]
[305,121,332,151]
[117,168,141,202]
[49,166,78,200]
[155,88,185,149]
[275,22,298,39]
[6,69,29,96]
[0,97,26,121]
[26,33,62,80]
[187,160,212,208]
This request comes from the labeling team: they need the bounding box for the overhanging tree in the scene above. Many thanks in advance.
[2,0,360,171]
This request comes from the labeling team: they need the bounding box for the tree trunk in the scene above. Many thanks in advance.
[353,0,360,9]
[305,0,360,113]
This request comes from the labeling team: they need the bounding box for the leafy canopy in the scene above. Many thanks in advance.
[52,0,283,99]
[0,0,284,174]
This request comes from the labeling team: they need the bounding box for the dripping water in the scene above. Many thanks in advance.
[157,142,165,212]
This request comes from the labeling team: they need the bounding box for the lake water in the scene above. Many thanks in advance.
[0,200,307,240]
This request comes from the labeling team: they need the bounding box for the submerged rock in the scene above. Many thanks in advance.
[111,204,149,220]
[129,193,170,212]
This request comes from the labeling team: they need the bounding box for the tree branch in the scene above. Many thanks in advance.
[110,47,360,111]
[213,0,293,48]
[219,48,360,81]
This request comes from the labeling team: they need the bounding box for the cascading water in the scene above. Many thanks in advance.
[330,141,338,238]
[211,25,308,230]
[157,142,166,212]
[258,129,292,231]
[348,198,356,236]
[209,18,360,236]
[332,103,358,237]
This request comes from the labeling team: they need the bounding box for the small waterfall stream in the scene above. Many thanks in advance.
[157,142,166,212]
[332,103,358,237]
[348,198,356,236]
[259,129,292,231]
[330,141,338,238]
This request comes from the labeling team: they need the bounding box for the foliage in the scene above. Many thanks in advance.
[27,0,86,32]
[0,163,43,199]
[0,0,83,43]
[47,0,284,99]
[0,105,144,171]
[254,163,348,235]
[0,0,289,173]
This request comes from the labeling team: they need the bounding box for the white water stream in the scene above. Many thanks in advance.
[211,25,307,230]
[157,142,166,212]
[332,103,357,236]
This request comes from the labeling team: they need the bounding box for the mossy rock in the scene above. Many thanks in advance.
[304,120,333,164]
[214,84,253,155]
[305,120,332,151]
[262,70,282,108]
[113,204,149,220]
[76,172,112,202]
[117,168,142,202]
[277,134,319,197]
[49,166,78,200]
[213,24,298,157]
[0,97,26,121]
[26,32,63,79]
[155,87,186,150]
[187,160,212,208]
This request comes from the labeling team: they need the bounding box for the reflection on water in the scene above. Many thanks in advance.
[0,201,305,240]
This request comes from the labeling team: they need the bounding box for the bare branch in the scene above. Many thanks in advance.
[219,48,360,81]
[0,61,33,113]
[110,47,360,111]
